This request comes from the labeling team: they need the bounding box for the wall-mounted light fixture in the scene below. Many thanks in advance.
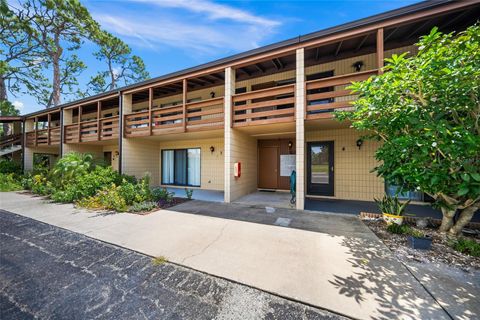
[210,91,216,98]
[288,140,293,149]
[353,61,364,72]
[210,146,215,153]
[356,139,363,150]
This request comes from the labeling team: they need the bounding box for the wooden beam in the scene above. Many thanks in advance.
[182,79,187,132]
[149,87,153,136]
[377,28,384,74]
[34,117,38,147]
[334,41,343,56]
[384,27,399,42]
[271,59,279,70]
[97,101,101,141]
[254,63,265,73]
[276,58,284,69]
[78,106,82,142]
[210,73,224,81]
[355,34,369,52]
[405,20,431,39]
[439,10,469,30]
[199,76,215,84]
[239,67,251,76]
[47,113,51,145]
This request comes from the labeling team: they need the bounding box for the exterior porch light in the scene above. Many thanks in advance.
[356,139,363,150]
[353,61,364,72]
[288,140,293,149]
[210,146,215,153]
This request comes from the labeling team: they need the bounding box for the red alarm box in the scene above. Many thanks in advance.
[234,162,241,178]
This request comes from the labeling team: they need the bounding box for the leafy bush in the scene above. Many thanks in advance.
[51,152,93,188]
[0,173,22,191]
[185,188,193,200]
[129,201,158,212]
[0,159,22,175]
[51,166,124,203]
[152,187,174,202]
[77,184,128,212]
[450,238,480,257]
[30,174,53,195]
[386,223,412,235]
[117,175,151,205]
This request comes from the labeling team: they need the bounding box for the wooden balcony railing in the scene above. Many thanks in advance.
[124,97,225,137]
[25,127,61,147]
[64,116,119,143]
[305,69,378,120]
[232,84,295,127]
[0,133,22,149]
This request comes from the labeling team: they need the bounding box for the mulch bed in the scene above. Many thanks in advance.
[363,218,480,272]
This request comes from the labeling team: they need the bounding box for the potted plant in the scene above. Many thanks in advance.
[374,195,410,225]
[407,230,433,250]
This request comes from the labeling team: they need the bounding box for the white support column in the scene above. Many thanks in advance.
[295,48,306,210]
[224,67,235,203]
[121,94,132,174]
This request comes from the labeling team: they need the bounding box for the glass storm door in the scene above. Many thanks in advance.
[307,141,334,196]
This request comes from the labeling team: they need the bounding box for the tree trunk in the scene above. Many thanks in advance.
[439,207,456,232]
[448,205,479,236]
[0,75,11,136]
[52,53,61,108]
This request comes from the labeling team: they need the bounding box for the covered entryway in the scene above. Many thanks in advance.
[258,139,295,190]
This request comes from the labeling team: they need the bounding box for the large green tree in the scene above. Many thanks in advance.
[336,24,480,236]
[19,0,101,107]
[88,32,149,94]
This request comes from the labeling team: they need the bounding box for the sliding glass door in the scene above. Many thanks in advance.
[162,148,200,187]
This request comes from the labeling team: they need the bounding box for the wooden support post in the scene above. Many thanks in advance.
[377,28,384,74]
[182,79,187,132]
[97,101,101,141]
[47,113,51,145]
[34,117,38,146]
[148,87,153,136]
[78,106,82,143]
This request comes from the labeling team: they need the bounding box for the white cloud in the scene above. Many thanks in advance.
[92,0,282,55]
[133,0,280,27]
[12,100,24,112]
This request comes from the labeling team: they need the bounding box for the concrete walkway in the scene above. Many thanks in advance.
[0,192,449,320]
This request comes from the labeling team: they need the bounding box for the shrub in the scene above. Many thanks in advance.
[185,188,193,200]
[51,152,93,188]
[386,223,412,235]
[0,173,22,191]
[30,174,53,195]
[152,187,174,202]
[118,175,151,205]
[51,166,124,203]
[450,238,480,257]
[129,201,158,213]
[0,159,22,175]
[77,184,128,212]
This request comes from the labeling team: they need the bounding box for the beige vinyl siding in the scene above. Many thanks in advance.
[305,128,384,201]
[122,138,160,186]
[228,130,258,201]
[159,138,224,190]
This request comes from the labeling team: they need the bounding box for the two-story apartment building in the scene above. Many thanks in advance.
[2,0,479,210]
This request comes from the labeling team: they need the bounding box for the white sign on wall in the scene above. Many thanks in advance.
[280,154,296,177]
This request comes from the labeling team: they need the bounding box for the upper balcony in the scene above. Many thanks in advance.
[123,71,225,138]
[25,111,61,147]
[63,95,119,144]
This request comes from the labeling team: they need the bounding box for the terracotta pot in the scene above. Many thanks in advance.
[383,213,404,225]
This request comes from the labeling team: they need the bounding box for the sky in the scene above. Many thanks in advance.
[10,0,421,115]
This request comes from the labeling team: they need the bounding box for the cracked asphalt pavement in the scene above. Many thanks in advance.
[0,210,347,320]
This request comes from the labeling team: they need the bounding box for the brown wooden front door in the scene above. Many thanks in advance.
[258,146,278,189]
